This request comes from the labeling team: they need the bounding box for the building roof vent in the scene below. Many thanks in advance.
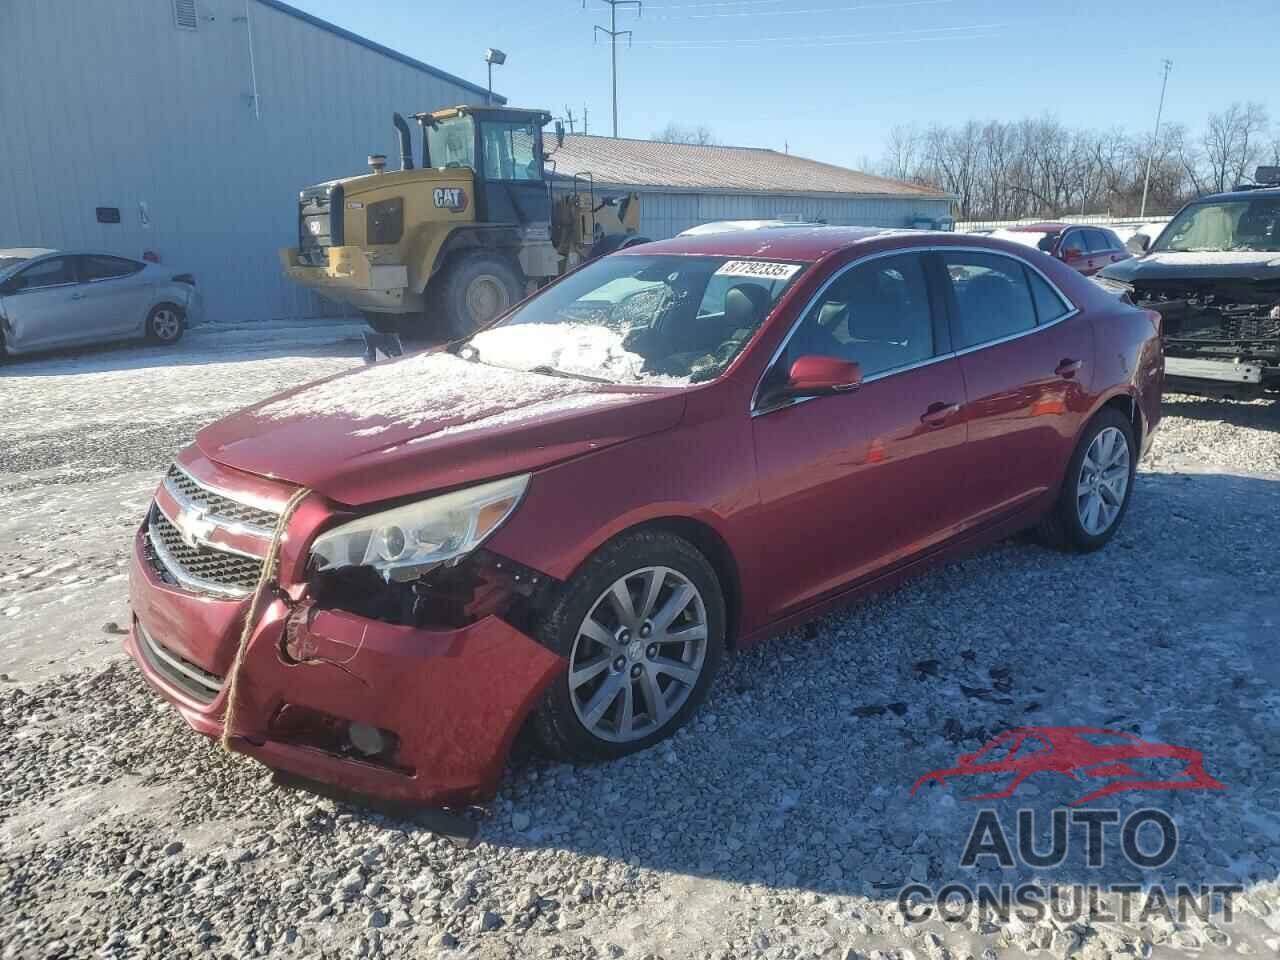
[173,0,199,30]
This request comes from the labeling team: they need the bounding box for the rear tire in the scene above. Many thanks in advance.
[532,530,725,762]
[1036,408,1136,552]
[439,253,524,340]
[146,304,185,345]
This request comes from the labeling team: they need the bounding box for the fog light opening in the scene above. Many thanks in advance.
[348,722,390,757]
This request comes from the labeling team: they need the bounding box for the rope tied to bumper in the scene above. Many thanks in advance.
[220,486,312,752]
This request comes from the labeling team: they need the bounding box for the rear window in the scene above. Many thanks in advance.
[83,255,143,280]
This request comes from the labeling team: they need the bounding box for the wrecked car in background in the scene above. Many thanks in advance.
[125,227,1162,806]
[1098,169,1280,397]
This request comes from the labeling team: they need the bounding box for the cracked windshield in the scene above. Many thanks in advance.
[462,254,805,384]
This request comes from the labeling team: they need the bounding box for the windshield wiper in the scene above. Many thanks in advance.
[529,365,613,384]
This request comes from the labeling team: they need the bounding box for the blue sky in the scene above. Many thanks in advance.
[288,0,1276,167]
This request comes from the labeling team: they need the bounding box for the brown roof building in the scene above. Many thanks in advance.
[548,135,954,238]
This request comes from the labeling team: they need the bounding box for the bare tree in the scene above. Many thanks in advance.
[876,101,1274,221]
[879,124,921,181]
[1201,101,1269,193]
[651,123,719,146]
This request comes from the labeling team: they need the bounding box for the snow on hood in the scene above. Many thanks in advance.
[1142,251,1280,267]
[253,350,631,436]
[467,322,687,386]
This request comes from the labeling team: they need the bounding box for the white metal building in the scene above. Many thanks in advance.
[548,135,954,239]
[0,0,500,321]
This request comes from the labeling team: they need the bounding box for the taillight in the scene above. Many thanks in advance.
[172,273,195,286]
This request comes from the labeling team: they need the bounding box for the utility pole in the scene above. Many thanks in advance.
[1139,59,1173,219]
[582,105,589,135]
[590,0,641,137]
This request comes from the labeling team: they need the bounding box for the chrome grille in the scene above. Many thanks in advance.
[136,620,223,704]
[164,464,280,531]
[147,507,264,597]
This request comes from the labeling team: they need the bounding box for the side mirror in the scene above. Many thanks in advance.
[1,276,23,294]
[1126,234,1151,255]
[785,355,862,397]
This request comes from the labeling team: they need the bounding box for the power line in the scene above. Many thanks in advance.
[589,0,643,138]
[632,21,1003,45]
[650,0,951,19]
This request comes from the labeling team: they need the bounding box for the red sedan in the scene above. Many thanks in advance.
[991,223,1133,276]
[125,228,1163,805]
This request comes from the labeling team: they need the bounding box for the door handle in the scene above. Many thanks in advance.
[1055,358,1084,378]
[920,402,960,426]
[70,292,85,300]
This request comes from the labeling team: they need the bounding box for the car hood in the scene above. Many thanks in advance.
[1102,250,1280,284]
[196,351,687,506]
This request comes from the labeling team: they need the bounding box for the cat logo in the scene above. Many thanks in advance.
[432,187,468,213]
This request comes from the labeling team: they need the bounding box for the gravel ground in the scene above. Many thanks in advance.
[2,326,1279,960]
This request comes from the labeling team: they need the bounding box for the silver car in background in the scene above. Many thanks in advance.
[0,248,202,359]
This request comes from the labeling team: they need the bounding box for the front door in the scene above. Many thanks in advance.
[749,251,970,620]
[937,249,1094,526]
[1,256,84,350]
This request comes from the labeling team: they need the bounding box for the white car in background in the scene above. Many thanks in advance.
[0,248,202,359]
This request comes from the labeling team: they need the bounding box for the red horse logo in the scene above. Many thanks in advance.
[912,727,1224,805]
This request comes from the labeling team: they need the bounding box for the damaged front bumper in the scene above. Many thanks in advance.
[126,523,566,806]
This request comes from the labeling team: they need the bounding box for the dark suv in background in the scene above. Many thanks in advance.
[1098,168,1280,397]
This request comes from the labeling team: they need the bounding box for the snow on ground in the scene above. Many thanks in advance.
[1,322,1279,960]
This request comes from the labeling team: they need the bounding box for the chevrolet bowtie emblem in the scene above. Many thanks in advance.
[173,503,216,549]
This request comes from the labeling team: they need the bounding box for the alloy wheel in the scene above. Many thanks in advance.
[1076,426,1130,536]
[568,566,708,743]
[151,308,182,341]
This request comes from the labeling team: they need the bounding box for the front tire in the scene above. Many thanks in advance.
[146,304,185,345]
[439,253,524,341]
[1037,408,1136,552]
[532,530,725,761]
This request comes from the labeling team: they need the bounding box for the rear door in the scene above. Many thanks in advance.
[0,256,82,350]
[939,250,1093,526]
[1081,229,1115,275]
[749,251,970,619]
[78,255,152,335]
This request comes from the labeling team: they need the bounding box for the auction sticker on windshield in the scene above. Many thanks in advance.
[714,260,802,280]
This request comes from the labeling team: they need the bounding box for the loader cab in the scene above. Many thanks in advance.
[416,106,552,230]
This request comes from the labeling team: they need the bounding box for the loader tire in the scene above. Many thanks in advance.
[440,254,524,340]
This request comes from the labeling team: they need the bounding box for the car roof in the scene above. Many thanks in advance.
[1191,186,1280,203]
[0,247,59,259]
[620,225,908,262]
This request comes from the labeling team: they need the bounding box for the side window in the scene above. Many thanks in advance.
[783,253,935,378]
[1026,268,1072,324]
[82,255,143,281]
[942,252,1038,349]
[13,257,74,290]
[1059,231,1087,256]
[1084,229,1112,253]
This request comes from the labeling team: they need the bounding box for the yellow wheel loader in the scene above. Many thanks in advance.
[280,106,646,339]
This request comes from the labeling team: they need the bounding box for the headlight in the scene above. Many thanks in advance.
[310,474,529,582]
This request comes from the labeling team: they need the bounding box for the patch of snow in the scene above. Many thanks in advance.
[1143,251,1280,266]
[468,323,688,387]
[254,351,638,435]
[408,392,642,444]
[990,229,1051,249]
